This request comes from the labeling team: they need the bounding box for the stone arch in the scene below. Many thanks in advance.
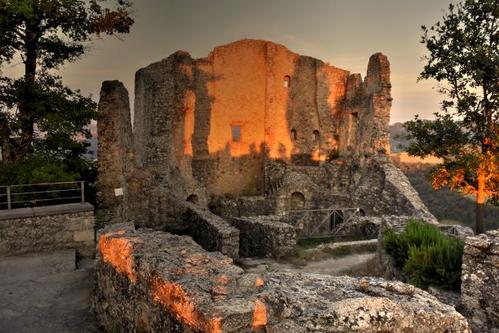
[290,192,305,210]
[186,194,199,204]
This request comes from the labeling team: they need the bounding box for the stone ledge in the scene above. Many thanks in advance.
[0,203,94,221]
[230,216,296,258]
[182,202,240,259]
[95,225,470,332]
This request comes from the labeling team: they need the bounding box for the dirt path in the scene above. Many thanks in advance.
[239,251,376,276]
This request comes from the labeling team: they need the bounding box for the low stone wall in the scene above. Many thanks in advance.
[460,229,499,332]
[94,225,470,332]
[230,216,296,258]
[182,203,240,259]
[0,203,95,257]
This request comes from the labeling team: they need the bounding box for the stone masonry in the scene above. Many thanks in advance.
[181,202,240,259]
[460,229,499,332]
[94,225,470,332]
[96,39,436,235]
[230,216,296,258]
[0,203,95,257]
[96,81,133,227]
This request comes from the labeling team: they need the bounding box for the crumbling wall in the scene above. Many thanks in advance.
[352,159,438,222]
[96,81,133,226]
[95,225,470,332]
[460,229,499,332]
[340,53,392,157]
[96,40,434,239]
[181,203,240,259]
[230,216,296,258]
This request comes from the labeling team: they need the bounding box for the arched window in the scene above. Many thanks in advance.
[290,192,305,210]
[186,194,199,204]
[313,130,320,142]
[283,75,291,88]
[290,129,297,141]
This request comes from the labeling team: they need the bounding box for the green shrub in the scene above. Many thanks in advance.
[383,220,464,290]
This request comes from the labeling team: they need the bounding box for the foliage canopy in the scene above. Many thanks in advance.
[405,0,498,233]
[0,0,133,186]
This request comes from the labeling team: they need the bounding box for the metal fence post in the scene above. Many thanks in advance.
[7,186,11,210]
[80,182,85,203]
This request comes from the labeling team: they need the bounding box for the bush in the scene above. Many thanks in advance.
[383,220,464,290]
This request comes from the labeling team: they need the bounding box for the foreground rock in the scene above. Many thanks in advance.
[94,225,470,332]
[460,229,499,332]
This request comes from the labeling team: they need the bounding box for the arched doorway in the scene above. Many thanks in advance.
[290,192,305,210]
[186,194,199,204]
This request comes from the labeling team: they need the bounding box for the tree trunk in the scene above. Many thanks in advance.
[475,168,486,235]
[15,32,37,161]
[0,117,10,161]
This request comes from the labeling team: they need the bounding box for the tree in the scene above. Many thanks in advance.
[0,0,133,183]
[405,0,498,234]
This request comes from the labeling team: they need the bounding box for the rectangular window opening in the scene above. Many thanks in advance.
[231,125,241,142]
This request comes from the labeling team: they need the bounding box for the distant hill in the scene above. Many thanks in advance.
[389,122,411,152]
[390,151,499,231]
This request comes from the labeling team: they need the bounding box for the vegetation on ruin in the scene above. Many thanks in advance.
[384,220,464,291]
[0,0,134,187]
[404,0,498,234]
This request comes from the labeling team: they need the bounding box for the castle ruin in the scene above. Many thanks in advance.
[97,39,435,235]
[91,39,484,332]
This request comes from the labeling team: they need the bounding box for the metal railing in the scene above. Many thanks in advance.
[0,181,85,210]
[284,207,363,239]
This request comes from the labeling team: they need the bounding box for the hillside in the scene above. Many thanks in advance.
[390,151,499,231]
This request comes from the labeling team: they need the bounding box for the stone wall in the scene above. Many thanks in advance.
[0,203,95,257]
[460,229,499,332]
[94,225,470,332]
[230,216,296,258]
[181,203,240,259]
[96,81,133,226]
[352,159,438,222]
[95,39,435,238]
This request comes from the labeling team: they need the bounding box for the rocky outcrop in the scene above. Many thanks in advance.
[460,229,499,332]
[95,225,470,332]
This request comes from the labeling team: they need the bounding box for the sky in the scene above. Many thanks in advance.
[3,0,458,124]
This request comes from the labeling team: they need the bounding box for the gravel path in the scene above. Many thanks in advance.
[0,251,97,333]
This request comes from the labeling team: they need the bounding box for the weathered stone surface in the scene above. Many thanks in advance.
[94,226,470,332]
[230,216,296,258]
[460,229,499,332]
[0,203,95,257]
[182,202,240,259]
[96,81,133,226]
[96,39,435,239]
[352,160,438,223]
